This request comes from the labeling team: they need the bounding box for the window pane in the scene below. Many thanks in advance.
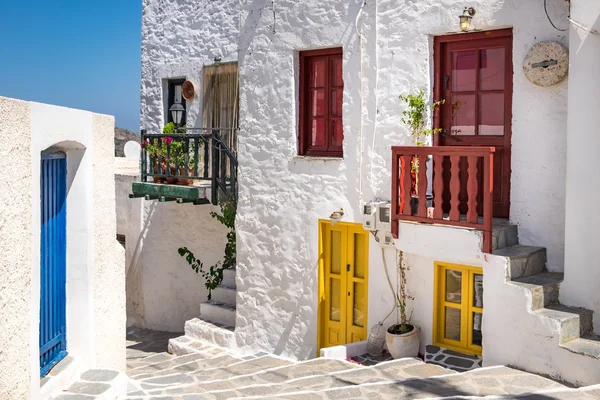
[353,233,365,279]
[352,282,366,327]
[312,119,325,147]
[451,95,476,136]
[479,93,504,136]
[330,278,341,321]
[332,89,342,117]
[312,89,325,117]
[472,312,483,346]
[452,50,477,92]
[332,57,343,87]
[473,273,483,308]
[332,119,343,148]
[480,48,505,91]
[330,230,341,274]
[445,307,461,341]
[312,60,326,87]
[445,269,462,304]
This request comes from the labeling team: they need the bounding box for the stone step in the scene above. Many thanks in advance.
[183,317,236,349]
[222,268,236,287]
[493,245,547,279]
[167,334,232,357]
[491,219,519,251]
[201,300,236,327]
[128,350,234,378]
[136,357,358,397]
[201,358,454,399]
[231,365,566,399]
[137,355,295,394]
[535,304,594,344]
[511,271,563,310]
[561,334,600,359]
[130,353,244,380]
[438,384,600,399]
[212,283,237,306]
[126,352,174,370]
[51,369,128,400]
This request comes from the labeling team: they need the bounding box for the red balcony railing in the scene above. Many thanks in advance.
[391,146,495,253]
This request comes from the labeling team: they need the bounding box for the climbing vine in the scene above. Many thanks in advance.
[178,198,236,300]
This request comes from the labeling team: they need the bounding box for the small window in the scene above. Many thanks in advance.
[299,48,344,157]
[167,79,187,126]
[433,262,483,356]
[203,62,239,153]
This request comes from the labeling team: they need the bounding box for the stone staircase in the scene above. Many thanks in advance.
[489,219,600,384]
[53,342,600,399]
[169,267,238,353]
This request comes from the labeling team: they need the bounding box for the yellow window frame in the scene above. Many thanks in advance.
[433,261,483,356]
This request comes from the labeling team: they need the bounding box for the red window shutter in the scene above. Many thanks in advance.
[299,48,343,157]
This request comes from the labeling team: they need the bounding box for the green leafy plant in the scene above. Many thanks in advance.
[399,89,445,147]
[399,89,445,194]
[178,198,236,299]
[387,250,415,335]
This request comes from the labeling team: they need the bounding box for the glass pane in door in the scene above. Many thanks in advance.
[479,93,504,136]
[472,312,483,346]
[330,230,341,274]
[352,282,366,327]
[330,278,341,321]
[479,48,505,90]
[473,273,483,308]
[353,233,365,279]
[450,95,476,136]
[452,50,477,92]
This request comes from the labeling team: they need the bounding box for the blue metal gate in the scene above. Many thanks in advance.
[40,153,67,377]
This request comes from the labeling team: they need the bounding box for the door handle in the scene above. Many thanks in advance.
[440,132,462,142]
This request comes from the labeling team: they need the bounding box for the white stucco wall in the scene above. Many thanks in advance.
[128,203,229,332]
[561,0,600,333]
[136,0,239,333]
[0,97,124,399]
[232,0,570,358]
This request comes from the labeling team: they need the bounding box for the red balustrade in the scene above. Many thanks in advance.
[391,146,495,253]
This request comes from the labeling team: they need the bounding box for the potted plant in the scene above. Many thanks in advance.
[142,138,167,183]
[386,250,420,358]
[162,123,181,184]
[399,89,444,215]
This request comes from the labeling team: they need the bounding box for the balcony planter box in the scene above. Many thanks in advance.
[166,165,178,184]
[386,324,420,359]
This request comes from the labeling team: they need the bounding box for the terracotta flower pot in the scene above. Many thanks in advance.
[166,165,178,184]
[152,159,166,183]
[385,324,420,359]
[177,167,194,186]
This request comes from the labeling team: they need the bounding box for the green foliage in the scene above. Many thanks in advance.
[399,89,445,147]
[178,198,236,300]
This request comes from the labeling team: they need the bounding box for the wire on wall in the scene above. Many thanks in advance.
[356,0,367,206]
[544,0,568,32]
[569,17,600,35]
[272,0,277,34]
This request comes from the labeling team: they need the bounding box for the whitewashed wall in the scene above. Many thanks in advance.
[0,97,125,399]
[561,0,600,333]
[137,0,240,332]
[234,0,570,358]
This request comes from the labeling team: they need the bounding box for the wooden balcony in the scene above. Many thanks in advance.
[391,146,495,253]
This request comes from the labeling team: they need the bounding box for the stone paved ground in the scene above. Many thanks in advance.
[126,326,181,369]
[53,330,600,399]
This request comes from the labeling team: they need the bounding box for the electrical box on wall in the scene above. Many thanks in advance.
[380,232,395,247]
[361,202,378,231]
[377,202,392,232]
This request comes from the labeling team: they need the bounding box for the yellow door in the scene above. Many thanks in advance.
[318,221,369,354]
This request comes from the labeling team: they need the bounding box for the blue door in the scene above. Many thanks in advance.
[40,153,67,377]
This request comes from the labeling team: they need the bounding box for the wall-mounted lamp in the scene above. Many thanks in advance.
[459,7,476,32]
[329,208,345,226]
[169,102,185,127]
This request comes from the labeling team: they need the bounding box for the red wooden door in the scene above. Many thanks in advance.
[435,30,513,218]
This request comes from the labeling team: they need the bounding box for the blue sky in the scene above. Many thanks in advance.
[0,1,142,132]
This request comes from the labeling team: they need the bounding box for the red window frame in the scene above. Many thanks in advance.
[298,48,344,157]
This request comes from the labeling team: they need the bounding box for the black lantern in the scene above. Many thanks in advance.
[169,102,185,127]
